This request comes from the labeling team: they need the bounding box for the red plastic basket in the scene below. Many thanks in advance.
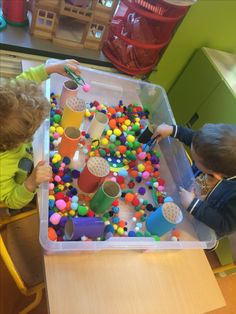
[103,0,190,75]
[134,0,189,16]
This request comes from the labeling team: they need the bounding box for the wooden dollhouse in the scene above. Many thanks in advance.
[29,0,118,50]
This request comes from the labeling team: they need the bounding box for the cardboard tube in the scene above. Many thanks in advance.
[58,127,80,159]
[65,217,105,240]
[90,181,121,214]
[138,123,155,143]
[60,80,79,109]
[87,112,108,139]
[61,97,86,129]
[146,202,183,237]
[78,157,110,193]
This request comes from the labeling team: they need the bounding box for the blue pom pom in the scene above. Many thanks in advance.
[71,169,80,179]
[62,174,72,183]
[63,157,71,165]
[128,231,136,237]
[70,187,77,195]
[104,224,114,234]
[164,196,174,203]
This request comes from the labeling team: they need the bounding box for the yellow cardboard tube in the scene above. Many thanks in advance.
[61,97,86,129]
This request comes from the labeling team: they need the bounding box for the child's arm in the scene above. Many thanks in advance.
[180,188,236,237]
[15,59,80,84]
[152,123,195,147]
[0,161,51,210]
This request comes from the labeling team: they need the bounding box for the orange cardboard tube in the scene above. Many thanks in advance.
[58,127,80,159]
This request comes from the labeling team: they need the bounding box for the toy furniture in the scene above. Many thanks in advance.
[29,0,118,50]
[0,203,45,314]
[168,47,236,128]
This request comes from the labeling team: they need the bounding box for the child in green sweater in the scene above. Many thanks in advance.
[0,59,80,210]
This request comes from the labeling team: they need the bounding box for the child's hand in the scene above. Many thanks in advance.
[24,161,52,192]
[179,187,196,209]
[151,123,173,142]
[45,59,81,77]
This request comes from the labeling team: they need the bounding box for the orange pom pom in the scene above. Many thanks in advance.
[108,107,116,115]
[130,170,138,178]
[134,211,143,219]
[109,119,117,129]
[118,145,127,154]
[48,227,57,241]
[125,193,134,203]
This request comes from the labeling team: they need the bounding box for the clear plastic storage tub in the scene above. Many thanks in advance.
[35,64,217,253]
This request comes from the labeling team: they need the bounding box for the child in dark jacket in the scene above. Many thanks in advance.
[152,123,236,238]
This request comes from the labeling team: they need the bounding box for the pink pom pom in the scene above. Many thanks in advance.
[54,175,61,182]
[55,199,67,211]
[158,185,165,192]
[142,171,150,179]
[82,83,90,92]
[53,132,60,140]
[138,152,146,160]
[50,212,61,225]
[49,183,55,190]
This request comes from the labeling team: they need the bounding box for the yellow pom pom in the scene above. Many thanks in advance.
[113,224,118,231]
[124,119,131,126]
[69,210,75,216]
[50,126,56,133]
[107,130,112,136]
[52,157,58,164]
[123,159,128,165]
[113,128,122,137]
[85,109,91,117]
[56,127,64,135]
[58,184,64,191]
[54,153,62,161]
[117,227,124,235]
[101,138,109,146]
[137,164,145,172]
[121,125,127,131]
[48,195,55,200]
[127,135,135,143]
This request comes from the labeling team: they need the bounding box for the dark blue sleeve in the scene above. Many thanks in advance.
[173,125,195,147]
[187,197,236,237]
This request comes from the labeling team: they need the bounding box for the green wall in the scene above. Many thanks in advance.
[149,0,236,92]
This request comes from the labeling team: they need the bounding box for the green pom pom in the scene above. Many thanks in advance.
[152,235,160,241]
[53,114,61,123]
[77,205,88,216]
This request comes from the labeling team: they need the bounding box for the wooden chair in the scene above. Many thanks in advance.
[0,202,45,314]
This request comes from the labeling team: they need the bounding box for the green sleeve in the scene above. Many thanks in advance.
[16,64,49,84]
[0,173,35,209]
[0,160,35,209]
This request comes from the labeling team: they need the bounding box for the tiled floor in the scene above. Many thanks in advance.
[1,252,236,314]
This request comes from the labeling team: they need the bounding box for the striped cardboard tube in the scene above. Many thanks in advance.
[87,112,108,139]
[59,80,79,109]
[61,97,86,129]
[58,127,80,159]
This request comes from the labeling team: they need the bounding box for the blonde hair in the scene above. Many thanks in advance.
[0,79,50,151]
